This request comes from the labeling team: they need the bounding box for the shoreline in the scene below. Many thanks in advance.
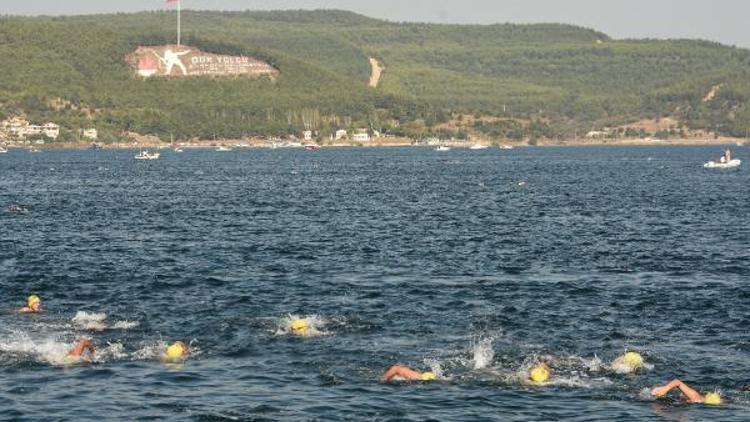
[2,136,745,150]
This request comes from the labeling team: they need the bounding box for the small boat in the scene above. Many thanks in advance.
[704,159,741,169]
[174,147,184,153]
[469,144,488,150]
[29,148,41,153]
[0,147,8,154]
[215,146,232,152]
[134,150,160,160]
[304,144,320,151]
[499,145,514,150]
[435,146,451,152]
[88,143,103,150]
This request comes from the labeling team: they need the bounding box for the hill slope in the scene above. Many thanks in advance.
[1,10,749,141]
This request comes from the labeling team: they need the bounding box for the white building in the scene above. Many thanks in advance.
[82,128,98,140]
[303,130,312,141]
[1,118,59,139]
[352,129,370,142]
[335,130,348,140]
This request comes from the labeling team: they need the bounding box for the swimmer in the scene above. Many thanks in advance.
[611,351,645,374]
[528,362,551,384]
[164,341,189,362]
[290,319,310,336]
[650,379,722,405]
[63,339,96,364]
[18,295,42,313]
[382,365,437,382]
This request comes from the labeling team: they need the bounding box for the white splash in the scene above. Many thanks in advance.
[71,311,139,331]
[0,331,76,366]
[471,337,495,370]
[276,314,328,337]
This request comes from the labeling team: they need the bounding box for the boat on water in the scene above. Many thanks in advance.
[435,146,451,152]
[704,148,740,169]
[88,143,103,150]
[0,147,8,154]
[174,147,184,153]
[499,145,514,150]
[469,144,488,150]
[704,159,741,169]
[134,150,160,160]
[216,146,232,152]
[29,148,41,153]
[304,144,320,151]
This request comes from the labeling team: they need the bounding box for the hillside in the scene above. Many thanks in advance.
[1,9,749,142]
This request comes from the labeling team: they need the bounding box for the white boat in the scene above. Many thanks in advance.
[0,147,8,154]
[216,146,232,152]
[174,147,184,153]
[499,145,514,150]
[469,144,488,150]
[134,150,160,160]
[29,148,41,153]
[435,146,451,152]
[704,159,741,169]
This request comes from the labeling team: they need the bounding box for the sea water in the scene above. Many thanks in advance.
[0,146,748,420]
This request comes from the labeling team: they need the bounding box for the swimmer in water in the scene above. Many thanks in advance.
[528,362,551,384]
[18,295,42,313]
[611,351,645,374]
[290,319,310,336]
[164,341,189,362]
[63,339,96,364]
[382,365,437,382]
[650,379,722,405]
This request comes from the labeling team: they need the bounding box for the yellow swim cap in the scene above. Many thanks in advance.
[703,392,722,405]
[420,372,437,381]
[623,352,644,369]
[27,295,40,307]
[291,319,309,333]
[529,364,550,383]
[165,342,186,360]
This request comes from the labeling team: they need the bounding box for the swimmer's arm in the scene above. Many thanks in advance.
[651,379,703,403]
[382,365,422,381]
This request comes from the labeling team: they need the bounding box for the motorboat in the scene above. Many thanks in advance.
[215,146,232,152]
[0,147,8,153]
[304,144,320,151]
[174,147,184,153]
[469,144,488,150]
[29,147,41,153]
[499,145,514,150]
[435,145,451,152]
[134,150,160,160]
[704,159,741,169]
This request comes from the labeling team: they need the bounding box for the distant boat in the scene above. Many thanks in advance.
[469,144,488,150]
[216,146,232,152]
[0,147,7,154]
[174,147,184,153]
[304,144,320,151]
[499,145,514,150]
[435,145,451,152]
[29,147,41,153]
[134,150,160,160]
[88,143,103,150]
[704,159,741,169]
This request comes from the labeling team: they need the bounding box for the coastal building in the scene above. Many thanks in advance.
[303,130,312,141]
[352,129,370,142]
[82,128,98,140]
[335,129,348,140]
[1,118,60,139]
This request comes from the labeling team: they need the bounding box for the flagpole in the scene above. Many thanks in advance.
[177,0,181,46]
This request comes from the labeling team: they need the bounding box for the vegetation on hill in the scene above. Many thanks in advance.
[0,10,749,142]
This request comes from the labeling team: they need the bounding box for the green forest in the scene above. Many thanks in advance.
[1,9,749,142]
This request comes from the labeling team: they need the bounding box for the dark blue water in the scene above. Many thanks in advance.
[1,146,748,421]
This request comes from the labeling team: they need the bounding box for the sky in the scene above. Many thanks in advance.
[3,0,749,48]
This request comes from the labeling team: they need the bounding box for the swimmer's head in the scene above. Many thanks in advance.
[420,372,437,381]
[622,351,644,369]
[291,319,309,334]
[27,295,41,310]
[703,392,722,406]
[529,364,550,383]
[165,341,188,361]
